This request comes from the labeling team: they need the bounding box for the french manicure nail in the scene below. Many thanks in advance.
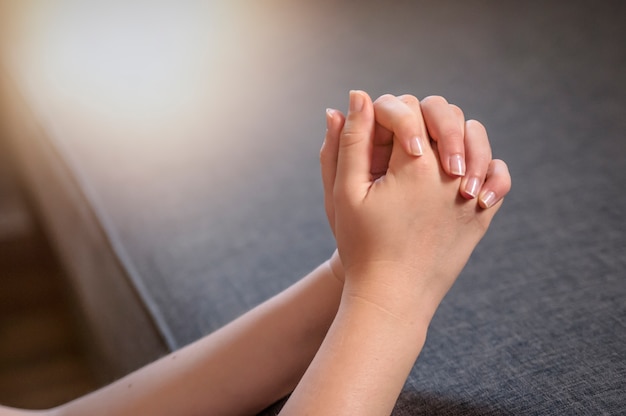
[465,177,481,198]
[450,154,466,176]
[480,191,497,208]
[349,90,365,112]
[410,136,424,156]
[326,108,335,130]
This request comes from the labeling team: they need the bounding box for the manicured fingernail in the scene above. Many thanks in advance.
[465,177,481,198]
[410,136,423,156]
[480,191,497,208]
[326,108,336,130]
[449,154,465,176]
[349,90,365,112]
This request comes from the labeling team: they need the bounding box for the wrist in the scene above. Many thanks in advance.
[327,249,345,283]
[342,263,438,330]
[337,286,429,358]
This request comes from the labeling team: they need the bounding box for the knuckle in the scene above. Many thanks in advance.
[397,94,419,105]
[373,94,396,105]
[421,95,448,107]
[466,119,487,135]
[449,104,465,120]
[319,139,335,163]
[339,130,365,148]
[319,146,328,163]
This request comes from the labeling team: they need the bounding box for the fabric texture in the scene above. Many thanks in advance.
[2,1,624,414]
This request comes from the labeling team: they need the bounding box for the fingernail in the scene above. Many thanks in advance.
[410,136,423,156]
[465,177,481,198]
[349,90,365,112]
[326,108,336,130]
[449,154,465,176]
[480,190,497,208]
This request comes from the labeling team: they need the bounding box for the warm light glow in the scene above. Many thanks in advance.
[0,0,266,152]
[28,2,224,126]
[0,0,315,167]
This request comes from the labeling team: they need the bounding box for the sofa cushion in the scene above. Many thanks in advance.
[1,1,624,414]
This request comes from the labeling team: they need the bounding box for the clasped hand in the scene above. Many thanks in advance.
[321,91,511,322]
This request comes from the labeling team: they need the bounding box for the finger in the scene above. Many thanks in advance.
[335,90,375,201]
[397,94,430,139]
[459,120,492,199]
[379,96,437,180]
[373,94,427,157]
[421,95,466,177]
[320,108,345,233]
[478,159,512,209]
[449,104,465,133]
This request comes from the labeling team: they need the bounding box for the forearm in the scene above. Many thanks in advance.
[0,407,50,416]
[54,260,343,416]
[280,275,429,415]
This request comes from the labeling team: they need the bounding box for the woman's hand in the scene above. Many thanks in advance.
[321,92,511,288]
[323,91,511,320]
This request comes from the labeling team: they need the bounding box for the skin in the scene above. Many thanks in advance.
[281,91,509,414]
[0,91,510,416]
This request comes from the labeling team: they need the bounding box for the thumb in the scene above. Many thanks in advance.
[334,90,375,202]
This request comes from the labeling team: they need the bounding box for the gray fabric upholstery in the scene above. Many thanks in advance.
[1,1,624,414]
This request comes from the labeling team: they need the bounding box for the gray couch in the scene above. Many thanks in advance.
[1,1,624,414]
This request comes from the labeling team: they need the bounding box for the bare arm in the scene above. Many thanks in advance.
[281,91,510,414]
[1,91,508,416]
[280,280,429,415]
[0,407,49,416]
[53,259,343,416]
